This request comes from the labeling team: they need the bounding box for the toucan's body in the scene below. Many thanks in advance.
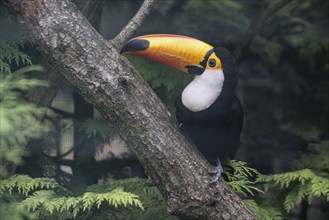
[121,34,243,179]
[176,94,243,163]
[174,46,243,163]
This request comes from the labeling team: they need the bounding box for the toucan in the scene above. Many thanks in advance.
[121,34,243,182]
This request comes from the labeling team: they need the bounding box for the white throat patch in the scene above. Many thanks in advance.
[181,69,224,112]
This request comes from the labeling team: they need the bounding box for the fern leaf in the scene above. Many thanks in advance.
[0,40,32,73]
[73,206,80,218]
[244,199,283,220]
[0,66,48,177]
[308,175,329,201]
[65,196,79,211]
[224,160,263,197]
[95,193,106,208]
[0,59,10,73]
[44,199,57,214]
[284,184,307,212]
[256,169,315,189]
[103,188,144,210]
[257,168,329,212]
[82,192,95,211]
[21,190,55,212]
[0,175,59,197]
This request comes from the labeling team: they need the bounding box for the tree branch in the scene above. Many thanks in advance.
[109,0,156,51]
[233,0,292,62]
[5,0,256,219]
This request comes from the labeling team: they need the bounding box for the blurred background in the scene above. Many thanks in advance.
[0,0,328,219]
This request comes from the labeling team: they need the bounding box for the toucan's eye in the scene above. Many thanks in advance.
[208,59,216,68]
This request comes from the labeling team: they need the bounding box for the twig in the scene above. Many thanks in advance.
[233,0,292,62]
[109,0,156,51]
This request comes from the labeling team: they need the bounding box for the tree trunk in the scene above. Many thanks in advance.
[5,0,256,219]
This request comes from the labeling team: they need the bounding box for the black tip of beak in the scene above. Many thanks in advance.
[120,39,150,54]
[185,65,204,75]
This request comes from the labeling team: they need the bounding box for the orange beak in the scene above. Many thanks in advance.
[121,34,216,75]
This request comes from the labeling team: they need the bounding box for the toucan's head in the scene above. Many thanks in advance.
[120,34,222,75]
[121,34,237,112]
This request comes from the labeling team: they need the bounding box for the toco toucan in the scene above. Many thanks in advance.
[121,34,243,182]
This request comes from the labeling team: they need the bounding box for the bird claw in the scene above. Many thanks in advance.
[210,158,223,184]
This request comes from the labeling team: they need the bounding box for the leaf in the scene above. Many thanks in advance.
[244,199,283,220]
[257,168,329,212]
[224,160,263,197]
[0,175,59,197]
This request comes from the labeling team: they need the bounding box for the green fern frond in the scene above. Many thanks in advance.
[283,184,306,212]
[0,175,59,196]
[0,65,47,97]
[5,176,174,219]
[0,66,48,177]
[224,160,263,197]
[256,169,315,189]
[89,188,143,210]
[0,40,32,73]
[88,178,177,220]
[224,160,260,180]
[17,187,143,218]
[244,199,283,220]
[308,175,329,200]
[20,190,56,212]
[257,169,329,212]
[82,192,95,211]
[0,59,10,73]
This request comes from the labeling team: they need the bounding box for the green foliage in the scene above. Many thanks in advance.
[82,189,143,210]
[0,41,32,73]
[0,64,48,177]
[81,117,115,139]
[222,161,285,220]
[257,141,329,212]
[0,6,31,74]
[224,160,263,197]
[258,169,329,212]
[244,199,283,220]
[0,175,61,220]
[0,174,59,196]
[87,178,178,220]
[0,175,146,220]
[17,188,143,219]
[0,65,48,177]
[224,161,286,220]
[224,142,329,218]
[0,175,177,220]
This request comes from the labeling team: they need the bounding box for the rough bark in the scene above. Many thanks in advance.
[5,0,256,219]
